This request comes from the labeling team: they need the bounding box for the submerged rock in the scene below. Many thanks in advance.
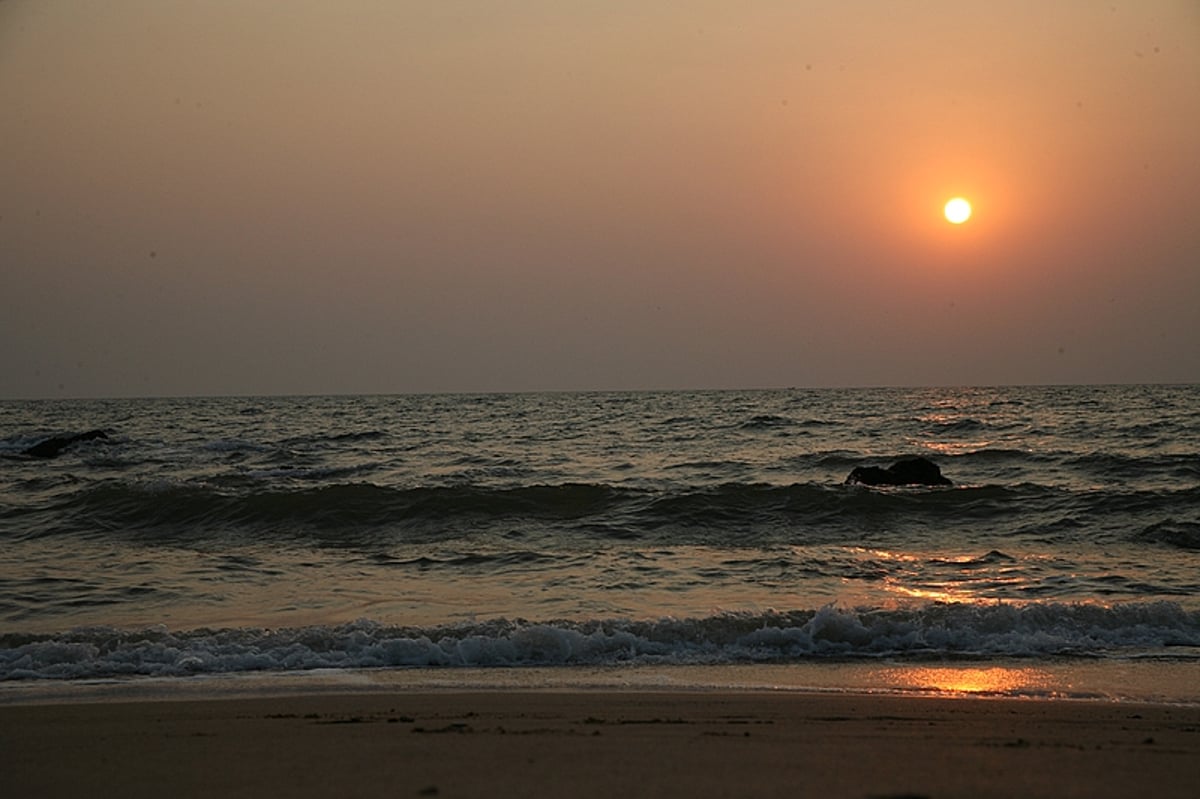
[21,429,109,459]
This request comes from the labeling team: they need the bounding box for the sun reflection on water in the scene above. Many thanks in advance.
[878,665,1055,697]
[920,439,993,456]
[846,546,1029,605]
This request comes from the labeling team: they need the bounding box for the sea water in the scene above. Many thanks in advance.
[1,386,1198,701]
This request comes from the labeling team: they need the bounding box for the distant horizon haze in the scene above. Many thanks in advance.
[5,380,1198,405]
[3,1,1197,399]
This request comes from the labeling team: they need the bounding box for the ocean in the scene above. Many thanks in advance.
[2,385,1198,702]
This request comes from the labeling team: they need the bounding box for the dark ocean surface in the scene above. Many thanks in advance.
[2,386,1198,699]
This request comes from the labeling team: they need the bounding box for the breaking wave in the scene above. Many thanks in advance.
[4,601,1198,681]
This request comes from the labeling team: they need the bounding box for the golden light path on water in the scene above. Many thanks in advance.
[846,547,1030,605]
[876,665,1055,698]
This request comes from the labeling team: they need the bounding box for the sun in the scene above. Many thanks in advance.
[944,197,972,224]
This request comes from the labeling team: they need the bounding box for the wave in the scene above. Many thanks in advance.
[1064,451,1200,482]
[1137,519,1200,551]
[14,475,1193,548]
[921,417,988,433]
[3,601,1197,680]
[738,414,795,430]
[35,481,628,538]
[946,447,1042,461]
[11,479,1080,542]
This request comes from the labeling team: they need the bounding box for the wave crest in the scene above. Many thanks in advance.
[4,601,1197,680]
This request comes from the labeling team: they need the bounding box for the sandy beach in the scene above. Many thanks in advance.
[4,690,1198,799]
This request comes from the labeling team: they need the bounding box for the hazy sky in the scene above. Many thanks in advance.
[3,1,1197,398]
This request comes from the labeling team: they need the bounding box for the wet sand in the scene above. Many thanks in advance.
[3,690,1198,798]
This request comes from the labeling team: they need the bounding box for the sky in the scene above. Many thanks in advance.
[2,1,1198,398]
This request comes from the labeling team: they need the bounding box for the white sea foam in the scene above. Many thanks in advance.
[3,602,1198,681]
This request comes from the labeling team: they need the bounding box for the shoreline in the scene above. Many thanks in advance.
[6,658,1199,708]
[4,687,1199,798]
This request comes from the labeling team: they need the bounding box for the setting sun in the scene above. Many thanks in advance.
[944,197,972,224]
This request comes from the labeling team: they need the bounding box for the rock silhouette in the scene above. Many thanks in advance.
[845,456,951,487]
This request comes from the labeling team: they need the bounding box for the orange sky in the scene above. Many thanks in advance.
[2,1,1197,397]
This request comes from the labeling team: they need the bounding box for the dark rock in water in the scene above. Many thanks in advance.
[21,430,109,459]
[845,456,952,487]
